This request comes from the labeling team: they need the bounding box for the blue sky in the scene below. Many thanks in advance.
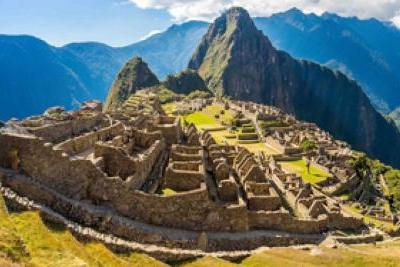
[1,0,399,47]
[0,0,173,47]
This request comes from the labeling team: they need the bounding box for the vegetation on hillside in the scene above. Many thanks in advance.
[104,57,159,111]
[186,90,212,100]
[163,68,208,95]
[347,154,400,210]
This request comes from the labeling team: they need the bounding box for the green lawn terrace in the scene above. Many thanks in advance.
[280,159,331,185]
[178,102,281,156]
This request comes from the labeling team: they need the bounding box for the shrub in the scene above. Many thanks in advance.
[385,169,400,209]
[299,140,317,151]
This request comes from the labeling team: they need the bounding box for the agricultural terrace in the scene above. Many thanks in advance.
[182,104,280,156]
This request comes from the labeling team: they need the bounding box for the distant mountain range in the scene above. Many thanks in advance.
[254,8,400,113]
[1,9,400,121]
[0,21,207,120]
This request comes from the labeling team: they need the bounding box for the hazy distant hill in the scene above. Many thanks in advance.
[0,22,207,120]
[254,8,400,112]
[0,35,92,120]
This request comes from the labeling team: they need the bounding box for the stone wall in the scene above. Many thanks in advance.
[26,113,105,143]
[164,161,205,191]
[54,122,124,155]
[0,133,97,199]
[170,145,203,161]
[151,116,182,145]
[248,210,329,234]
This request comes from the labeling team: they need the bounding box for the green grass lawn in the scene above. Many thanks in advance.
[280,160,331,185]
[184,112,219,129]
[203,104,236,125]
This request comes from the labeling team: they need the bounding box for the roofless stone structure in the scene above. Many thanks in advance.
[0,93,385,261]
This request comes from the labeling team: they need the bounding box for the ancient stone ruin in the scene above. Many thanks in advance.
[0,94,385,261]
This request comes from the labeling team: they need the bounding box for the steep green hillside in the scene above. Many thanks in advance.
[163,68,208,95]
[104,57,159,111]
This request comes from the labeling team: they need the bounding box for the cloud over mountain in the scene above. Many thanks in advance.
[130,0,400,25]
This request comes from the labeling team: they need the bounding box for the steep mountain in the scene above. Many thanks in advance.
[0,35,92,120]
[189,7,400,167]
[254,8,400,112]
[104,57,159,111]
[163,68,208,95]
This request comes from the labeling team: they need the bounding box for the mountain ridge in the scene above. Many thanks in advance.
[189,7,400,168]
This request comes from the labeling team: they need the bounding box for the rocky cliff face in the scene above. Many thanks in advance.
[163,68,208,95]
[189,7,400,167]
[104,57,159,111]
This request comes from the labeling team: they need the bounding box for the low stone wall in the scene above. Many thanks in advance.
[327,213,364,230]
[26,113,105,143]
[265,137,302,155]
[217,178,238,202]
[54,122,124,155]
[171,145,203,162]
[248,211,328,234]
[94,143,136,179]
[247,195,281,211]
[164,163,205,191]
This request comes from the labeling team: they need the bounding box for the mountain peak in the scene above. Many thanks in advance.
[286,7,304,15]
[104,57,159,111]
[218,6,255,32]
[189,7,273,95]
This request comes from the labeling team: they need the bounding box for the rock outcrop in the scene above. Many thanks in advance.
[104,57,159,111]
[189,7,400,168]
[163,68,208,95]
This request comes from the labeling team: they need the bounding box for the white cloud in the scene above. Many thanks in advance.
[393,11,400,27]
[139,29,163,40]
[129,0,400,26]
